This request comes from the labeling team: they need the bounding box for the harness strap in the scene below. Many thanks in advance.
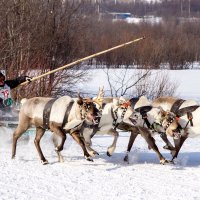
[180,112,194,129]
[187,112,193,126]
[129,97,139,108]
[135,106,152,129]
[170,99,185,113]
[43,98,57,129]
[170,99,198,129]
[176,105,199,117]
[62,101,74,127]
[142,114,151,129]
[121,107,127,119]
[135,106,152,114]
[176,105,199,127]
[174,124,183,133]
[111,107,118,129]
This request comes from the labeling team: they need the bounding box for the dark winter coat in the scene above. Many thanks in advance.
[4,76,27,89]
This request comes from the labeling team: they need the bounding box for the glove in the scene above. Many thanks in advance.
[25,76,32,82]
[0,98,3,107]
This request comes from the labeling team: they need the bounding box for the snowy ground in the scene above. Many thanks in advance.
[1,69,200,200]
[1,128,200,200]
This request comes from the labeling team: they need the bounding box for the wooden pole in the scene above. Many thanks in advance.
[19,36,145,87]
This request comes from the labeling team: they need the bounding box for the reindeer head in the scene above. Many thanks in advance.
[77,93,100,124]
[160,110,181,138]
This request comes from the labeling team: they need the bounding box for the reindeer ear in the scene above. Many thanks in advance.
[77,92,83,105]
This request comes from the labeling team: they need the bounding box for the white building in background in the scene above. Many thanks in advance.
[126,16,163,24]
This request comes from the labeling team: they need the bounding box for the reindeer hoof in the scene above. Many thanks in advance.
[58,156,65,163]
[55,147,59,151]
[160,159,169,165]
[169,160,175,164]
[124,155,129,163]
[107,151,111,157]
[41,160,49,165]
[85,156,93,162]
[55,147,63,152]
[94,151,99,156]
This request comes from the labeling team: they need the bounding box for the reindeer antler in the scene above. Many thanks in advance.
[93,86,105,108]
[97,86,105,99]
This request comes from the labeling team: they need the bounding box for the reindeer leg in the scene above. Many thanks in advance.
[82,129,99,157]
[52,133,65,163]
[34,127,48,164]
[139,127,168,164]
[12,123,30,159]
[171,135,187,162]
[50,124,66,152]
[107,129,119,157]
[71,131,93,162]
[124,131,139,163]
[160,132,175,151]
[50,126,66,163]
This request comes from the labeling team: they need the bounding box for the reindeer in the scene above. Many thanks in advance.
[79,87,169,164]
[12,94,100,164]
[159,102,200,162]
[124,96,199,163]
[53,87,169,164]
[56,94,169,164]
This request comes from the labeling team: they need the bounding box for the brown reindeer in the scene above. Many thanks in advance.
[12,94,100,164]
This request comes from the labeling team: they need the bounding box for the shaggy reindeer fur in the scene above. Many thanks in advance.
[125,96,199,163]
[73,96,169,164]
[12,95,99,164]
[161,104,200,161]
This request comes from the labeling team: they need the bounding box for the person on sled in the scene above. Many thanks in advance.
[0,71,31,112]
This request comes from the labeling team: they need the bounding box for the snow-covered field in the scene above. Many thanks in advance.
[1,69,200,200]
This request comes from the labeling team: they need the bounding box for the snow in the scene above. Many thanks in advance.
[1,69,200,200]
[126,16,163,24]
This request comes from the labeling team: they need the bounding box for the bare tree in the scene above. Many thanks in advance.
[135,70,178,99]
[104,68,178,99]
[0,0,91,99]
